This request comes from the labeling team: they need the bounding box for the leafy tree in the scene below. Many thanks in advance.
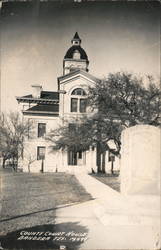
[48,72,161,173]
[88,72,160,127]
[0,112,34,170]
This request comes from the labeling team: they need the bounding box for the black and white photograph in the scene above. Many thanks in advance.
[0,0,160,249]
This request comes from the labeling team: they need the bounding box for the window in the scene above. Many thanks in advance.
[37,146,45,160]
[108,152,115,162]
[80,99,87,113]
[71,88,87,113]
[71,98,78,112]
[71,88,86,96]
[78,150,82,159]
[38,123,46,137]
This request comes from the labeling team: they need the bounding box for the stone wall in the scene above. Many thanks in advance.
[120,125,160,195]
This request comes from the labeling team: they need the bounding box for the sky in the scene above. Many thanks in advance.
[1,1,160,112]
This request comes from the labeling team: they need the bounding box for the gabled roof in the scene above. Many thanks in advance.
[58,69,100,87]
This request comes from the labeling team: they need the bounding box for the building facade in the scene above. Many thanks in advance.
[17,33,120,173]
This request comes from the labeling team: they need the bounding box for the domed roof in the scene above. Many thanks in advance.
[64,45,88,61]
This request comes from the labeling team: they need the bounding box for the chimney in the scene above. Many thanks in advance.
[31,85,42,98]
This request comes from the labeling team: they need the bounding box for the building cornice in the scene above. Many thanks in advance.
[22,110,59,116]
[63,58,89,63]
[16,96,59,105]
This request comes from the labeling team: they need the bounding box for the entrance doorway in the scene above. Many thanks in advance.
[68,150,86,166]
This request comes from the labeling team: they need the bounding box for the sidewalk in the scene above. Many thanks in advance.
[55,173,160,249]
[76,173,160,217]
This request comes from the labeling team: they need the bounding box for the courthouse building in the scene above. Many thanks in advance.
[16,33,119,173]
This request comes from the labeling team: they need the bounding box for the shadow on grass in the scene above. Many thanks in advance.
[0,222,88,250]
[0,203,81,223]
[89,171,120,177]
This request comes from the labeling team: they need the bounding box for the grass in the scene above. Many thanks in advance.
[90,172,120,192]
[0,171,92,235]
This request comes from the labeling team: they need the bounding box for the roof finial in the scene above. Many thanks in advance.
[71,32,81,45]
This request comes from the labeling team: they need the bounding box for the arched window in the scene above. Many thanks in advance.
[71,88,86,96]
[71,88,87,113]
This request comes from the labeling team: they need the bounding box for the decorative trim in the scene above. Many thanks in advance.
[58,69,100,84]
[16,97,59,104]
[23,111,59,117]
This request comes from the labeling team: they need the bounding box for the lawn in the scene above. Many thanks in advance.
[0,171,92,235]
[90,172,120,192]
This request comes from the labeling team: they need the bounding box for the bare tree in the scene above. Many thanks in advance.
[25,152,37,173]
[0,112,34,171]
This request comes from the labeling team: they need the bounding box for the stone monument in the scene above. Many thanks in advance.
[120,125,160,195]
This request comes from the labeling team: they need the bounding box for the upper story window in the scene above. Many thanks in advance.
[71,88,86,96]
[38,123,46,138]
[71,98,78,112]
[71,88,87,113]
[80,99,87,113]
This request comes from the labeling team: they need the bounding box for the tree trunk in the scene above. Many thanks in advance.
[41,159,44,173]
[102,151,106,174]
[96,143,102,173]
[2,158,6,168]
[28,163,31,173]
[111,160,114,175]
[16,156,18,172]
[12,158,16,172]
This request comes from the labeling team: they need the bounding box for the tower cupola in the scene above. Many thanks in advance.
[71,32,81,46]
[63,32,89,75]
